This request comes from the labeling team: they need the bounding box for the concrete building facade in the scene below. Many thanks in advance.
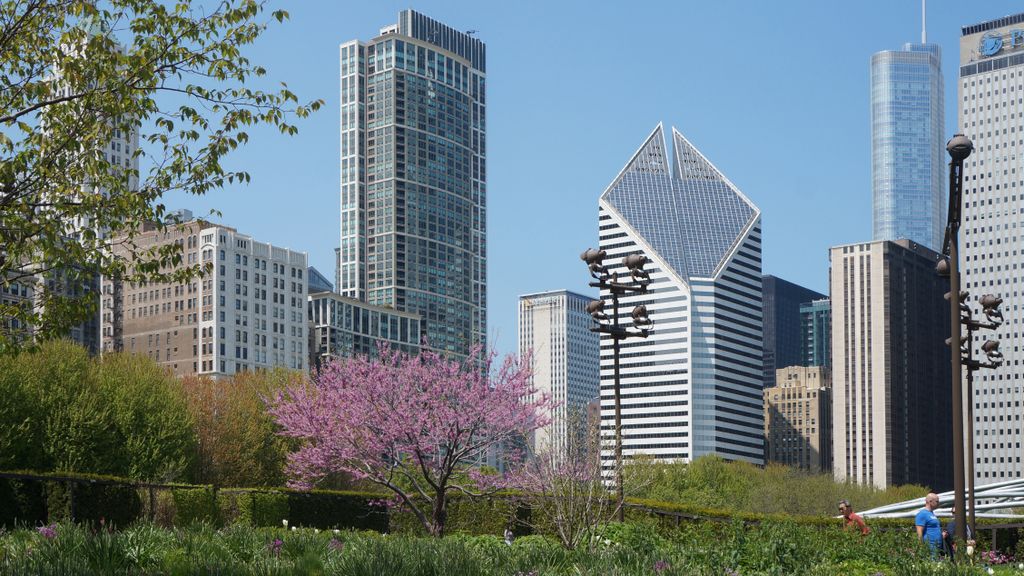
[764,365,832,473]
[101,212,308,377]
[958,11,1024,483]
[830,239,952,490]
[518,290,600,457]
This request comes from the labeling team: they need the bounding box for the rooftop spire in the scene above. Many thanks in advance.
[921,0,927,44]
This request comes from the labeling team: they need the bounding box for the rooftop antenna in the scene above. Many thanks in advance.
[921,0,927,43]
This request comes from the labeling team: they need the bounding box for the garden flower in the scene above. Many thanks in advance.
[330,538,344,552]
[291,526,296,531]
[333,529,340,535]
[36,524,57,540]
[282,519,288,528]
[268,538,283,557]
[987,568,995,575]
[653,560,670,574]
[314,528,319,533]
[967,545,975,556]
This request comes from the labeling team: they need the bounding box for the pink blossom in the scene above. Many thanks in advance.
[269,345,551,536]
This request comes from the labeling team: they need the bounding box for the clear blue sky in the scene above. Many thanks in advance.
[166,1,1023,356]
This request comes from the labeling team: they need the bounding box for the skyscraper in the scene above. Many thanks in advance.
[958,12,1024,483]
[761,275,825,388]
[830,240,951,490]
[871,37,945,251]
[518,290,600,457]
[800,298,831,368]
[597,124,763,466]
[337,11,486,356]
[764,366,832,473]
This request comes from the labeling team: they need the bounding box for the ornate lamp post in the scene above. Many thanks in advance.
[939,133,971,544]
[937,134,1003,542]
[580,248,652,521]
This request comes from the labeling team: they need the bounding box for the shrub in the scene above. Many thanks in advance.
[285,489,388,531]
[389,495,523,536]
[43,480,142,528]
[171,487,217,526]
[219,490,288,527]
[0,479,47,527]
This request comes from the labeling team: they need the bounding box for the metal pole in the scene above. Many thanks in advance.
[949,157,967,544]
[612,291,624,522]
[967,364,976,536]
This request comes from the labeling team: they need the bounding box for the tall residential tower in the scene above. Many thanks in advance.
[597,124,763,467]
[871,39,945,251]
[338,11,486,356]
[958,12,1024,482]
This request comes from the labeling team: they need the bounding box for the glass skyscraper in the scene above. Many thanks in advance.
[338,11,486,356]
[761,275,825,388]
[799,298,831,368]
[871,43,945,251]
[598,124,763,466]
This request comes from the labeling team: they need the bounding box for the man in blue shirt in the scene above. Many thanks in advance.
[915,493,944,556]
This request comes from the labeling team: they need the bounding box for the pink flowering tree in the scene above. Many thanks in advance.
[268,345,550,537]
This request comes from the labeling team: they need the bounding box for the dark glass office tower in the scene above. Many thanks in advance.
[799,298,831,368]
[338,11,486,355]
[761,276,825,388]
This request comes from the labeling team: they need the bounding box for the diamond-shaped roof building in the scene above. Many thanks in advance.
[600,124,759,281]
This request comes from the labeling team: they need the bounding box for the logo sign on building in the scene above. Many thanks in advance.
[980,30,1024,58]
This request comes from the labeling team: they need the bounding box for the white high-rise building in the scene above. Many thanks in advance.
[596,124,764,468]
[958,13,1024,482]
[518,290,600,457]
[101,212,308,376]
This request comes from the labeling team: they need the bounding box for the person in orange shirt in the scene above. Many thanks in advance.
[839,499,869,535]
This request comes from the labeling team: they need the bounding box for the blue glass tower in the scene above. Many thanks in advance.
[338,11,486,356]
[598,125,763,465]
[871,43,944,251]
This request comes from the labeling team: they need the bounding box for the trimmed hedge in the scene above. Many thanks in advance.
[0,468,1019,549]
[284,488,388,531]
[171,486,218,525]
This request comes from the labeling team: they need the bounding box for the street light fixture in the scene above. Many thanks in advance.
[940,133,1006,541]
[580,247,652,521]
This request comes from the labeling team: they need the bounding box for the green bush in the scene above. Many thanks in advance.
[42,480,142,528]
[285,489,388,531]
[219,490,289,527]
[388,495,524,536]
[0,479,46,527]
[170,487,217,526]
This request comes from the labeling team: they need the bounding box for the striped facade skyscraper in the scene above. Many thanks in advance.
[597,124,764,467]
[337,11,486,356]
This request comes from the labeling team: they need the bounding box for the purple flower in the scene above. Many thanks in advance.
[36,524,57,540]
[268,538,283,556]
[329,538,345,552]
[653,560,670,574]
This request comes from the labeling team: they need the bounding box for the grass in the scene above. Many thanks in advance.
[0,520,1020,575]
